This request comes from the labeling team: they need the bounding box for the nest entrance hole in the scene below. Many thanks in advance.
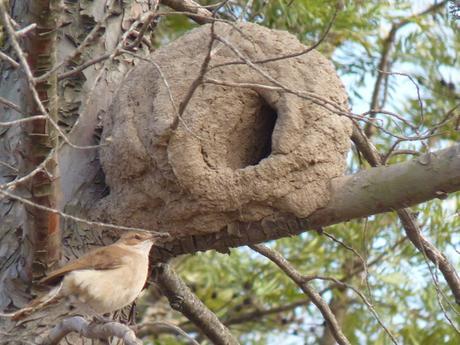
[226,99,277,170]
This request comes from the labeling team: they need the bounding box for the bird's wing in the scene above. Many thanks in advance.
[40,244,126,285]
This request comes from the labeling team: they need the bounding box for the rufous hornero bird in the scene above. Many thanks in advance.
[3,231,155,321]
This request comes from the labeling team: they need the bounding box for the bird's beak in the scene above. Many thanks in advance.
[148,233,156,242]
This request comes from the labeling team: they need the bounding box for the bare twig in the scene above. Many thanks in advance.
[320,229,372,299]
[250,244,352,345]
[137,321,200,345]
[0,159,17,172]
[309,275,399,344]
[57,52,111,80]
[0,115,48,126]
[211,6,338,69]
[0,189,169,238]
[204,77,441,142]
[14,23,36,37]
[173,23,216,132]
[0,51,19,68]
[0,96,25,114]
[161,0,214,24]
[251,244,400,344]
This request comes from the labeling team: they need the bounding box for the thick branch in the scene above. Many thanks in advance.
[351,126,460,304]
[154,143,460,258]
[154,263,240,345]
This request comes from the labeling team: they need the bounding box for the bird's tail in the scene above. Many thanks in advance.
[0,281,63,321]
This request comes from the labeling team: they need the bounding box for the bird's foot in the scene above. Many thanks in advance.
[170,295,185,310]
[93,315,113,324]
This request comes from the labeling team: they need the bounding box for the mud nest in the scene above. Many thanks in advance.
[98,22,352,238]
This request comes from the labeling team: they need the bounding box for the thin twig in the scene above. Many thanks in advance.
[0,2,105,150]
[250,244,352,345]
[0,50,19,68]
[0,189,169,237]
[211,7,338,70]
[137,321,200,345]
[0,96,25,114]
[34,2,117,83]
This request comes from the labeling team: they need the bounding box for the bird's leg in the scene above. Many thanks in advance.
[93,314,113,324]
[170,295,185,311]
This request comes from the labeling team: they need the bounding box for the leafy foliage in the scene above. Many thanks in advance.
[149,0,460,344]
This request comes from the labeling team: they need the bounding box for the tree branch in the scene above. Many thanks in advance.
[351,125,460,305]
[161,0,214,24]
[250,244,351,345]
[153,143,460,258]
[153,263,240,345]
[43,316,142,345]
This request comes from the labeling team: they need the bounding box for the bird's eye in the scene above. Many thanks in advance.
[134,234,142,240]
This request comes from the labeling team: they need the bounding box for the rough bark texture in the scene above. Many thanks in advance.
[0,0,155,343]
[97,22,352,240]
[19,0,62,282]
[154,263,240,345]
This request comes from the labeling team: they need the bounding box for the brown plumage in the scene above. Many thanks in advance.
[10,231,155,321]
[39,245,124,286]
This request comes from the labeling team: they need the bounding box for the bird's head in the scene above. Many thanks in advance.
[117,231,155,253]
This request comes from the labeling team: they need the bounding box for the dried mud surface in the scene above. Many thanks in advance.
[98,22,352,238]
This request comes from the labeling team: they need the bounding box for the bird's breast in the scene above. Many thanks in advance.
[62,254,148,315]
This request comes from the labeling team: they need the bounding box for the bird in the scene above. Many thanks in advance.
[9,231,155,321]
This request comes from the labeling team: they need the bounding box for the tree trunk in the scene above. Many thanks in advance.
[0,0,155,342]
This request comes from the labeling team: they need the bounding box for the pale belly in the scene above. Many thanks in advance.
[62,260,148,315]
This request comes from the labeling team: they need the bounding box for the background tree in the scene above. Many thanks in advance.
[0,0,459,344]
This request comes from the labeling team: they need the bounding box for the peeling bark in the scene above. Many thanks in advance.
[0,0,156,343]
